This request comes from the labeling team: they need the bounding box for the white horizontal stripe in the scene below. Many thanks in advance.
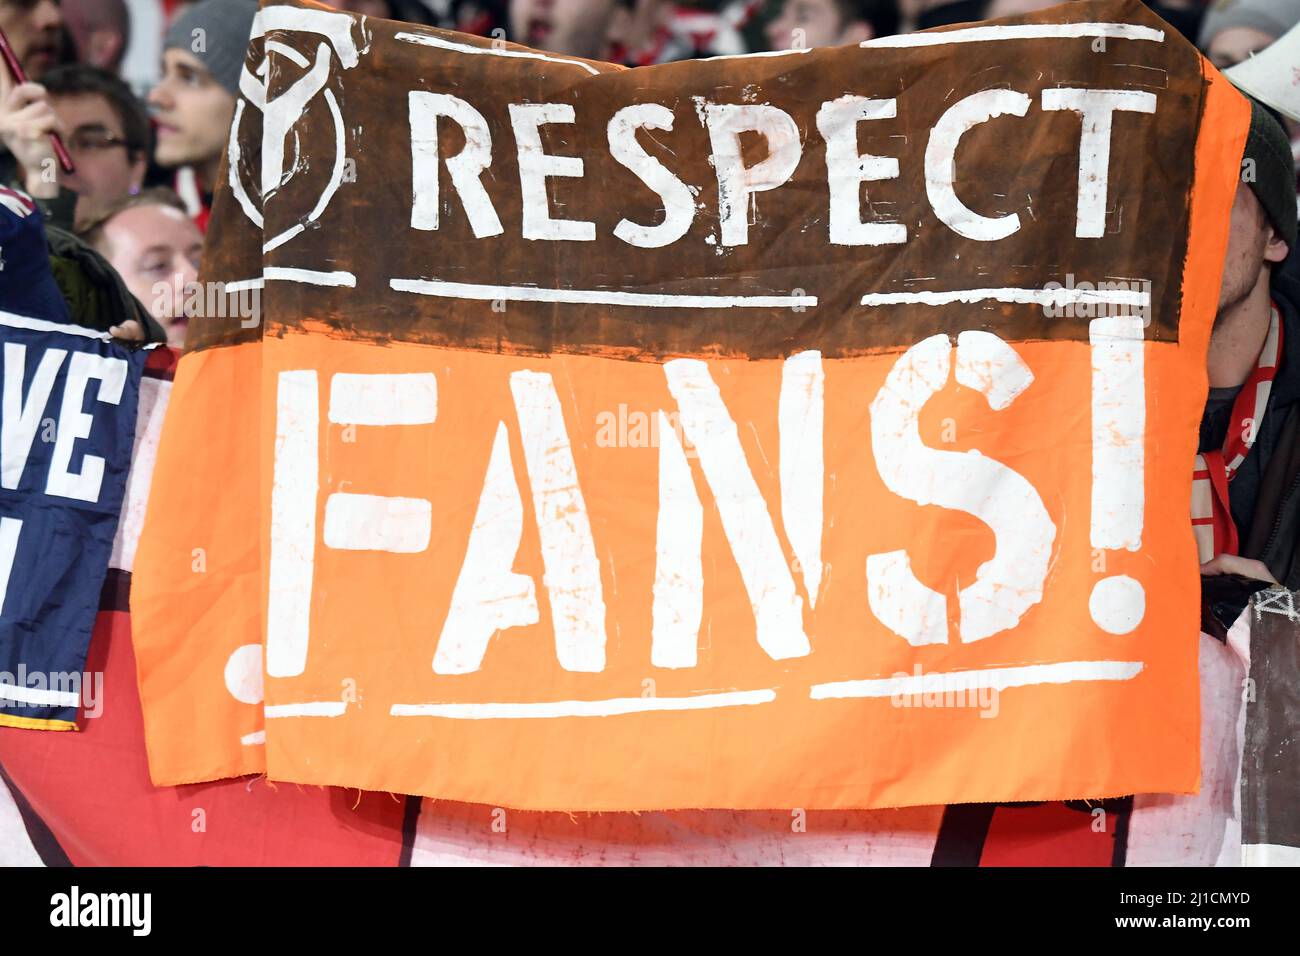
[0,308,112,341]
[860,287,1150,308]
[811,660,1143,700]
[323,493,432,553]
[395,30,601,75]
[708,48,814,61]
[328,372,437,425]
[223,277,265,293]
[265,701,348,718]
[864,22,1164,48]
[391,688,776,719]
[0,682,80,708]
[240,730,266,745]
[391,278,817,309]
[265,267,356,288]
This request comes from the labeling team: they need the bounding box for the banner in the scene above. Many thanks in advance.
[133,0,1250,809]
[1,352,1264,867]
[0,314,149,730]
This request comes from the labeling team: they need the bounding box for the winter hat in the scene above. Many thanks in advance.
[1242,96,1298,252]
[163,0,259,99]
[1199,0,1300,51]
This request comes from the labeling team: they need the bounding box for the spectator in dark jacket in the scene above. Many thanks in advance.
[1198,100,1298,586]
[1,184,165,345]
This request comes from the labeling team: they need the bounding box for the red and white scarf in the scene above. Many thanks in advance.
[1193,304,1283,561]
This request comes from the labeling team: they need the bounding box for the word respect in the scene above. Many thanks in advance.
[409,86,1157,248]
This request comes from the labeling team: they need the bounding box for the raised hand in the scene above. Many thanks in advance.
[0,75,61,199]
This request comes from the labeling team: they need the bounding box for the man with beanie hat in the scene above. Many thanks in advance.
[147,0,258,231]
[1199,0,1300,68]
[1198,98,1300,590]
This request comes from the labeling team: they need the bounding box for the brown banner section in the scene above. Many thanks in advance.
[190,0,1205,359]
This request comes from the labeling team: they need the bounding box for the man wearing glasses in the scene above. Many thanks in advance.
[0,64,149,233]
[0,59,164,344]
[40,65,148,231]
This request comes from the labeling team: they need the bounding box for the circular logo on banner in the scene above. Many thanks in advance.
[228,7,367,253]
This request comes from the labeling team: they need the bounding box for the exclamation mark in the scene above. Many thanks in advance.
[1088,314,1147,635]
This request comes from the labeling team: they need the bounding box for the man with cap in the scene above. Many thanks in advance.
[1197,100,1299,588]
[148,0,258,231]
[1200,0,1300,68]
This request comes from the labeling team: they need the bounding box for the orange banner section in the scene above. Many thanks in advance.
[133,342,267,783]
[138,323,1207,808]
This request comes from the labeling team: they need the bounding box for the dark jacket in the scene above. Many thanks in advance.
[1199,268,1300,636]
[1244,267,1300,587]
[45,224,167,344]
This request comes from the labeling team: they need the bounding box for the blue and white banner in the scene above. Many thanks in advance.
[0,312,148,729]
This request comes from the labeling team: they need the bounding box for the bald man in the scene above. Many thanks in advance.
[84,189,202,350]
